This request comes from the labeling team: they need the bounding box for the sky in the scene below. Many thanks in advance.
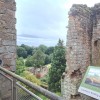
[16,0,100,47]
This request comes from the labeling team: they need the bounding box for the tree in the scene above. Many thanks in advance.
[45,47,54,55]
[21,44,34,56]
[44,54,53,65]
[33,49,46,67]
[17,46,27,58]
[32,47,38,55]
[44,55,51,65]
[48,39,66,92]
[16,65,25,75]
[16,57,25,75]
[16,57,24,66]
[38,45,47,53]
[25,56,33,67]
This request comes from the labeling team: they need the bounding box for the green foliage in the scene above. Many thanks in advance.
[48,39,66,92]
[23,71,41,86]
[16,66,25,76]
[35,92,49,100]
[16,57,24,66]
[25,49,46,67]
[21,44,34,56]
[22,71,41,92]
[38,45,47,53]
[16,57,25,75]
[25,56,33,67]
[45,47,54,55]
[32,49,46,67]
[17,46,27,58]
[17,44,54,67]
[44,55,51,65]
[32,47,38,55]
[17,44,35,58]
[40,74,49,84]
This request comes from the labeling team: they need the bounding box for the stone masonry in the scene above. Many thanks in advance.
[0,0,16,100]
[62,3,100,100]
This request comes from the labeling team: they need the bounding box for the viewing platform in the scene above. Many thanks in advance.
[0,66,63,100]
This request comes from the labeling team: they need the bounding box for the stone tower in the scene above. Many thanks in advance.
[63,3,100,100]
[0,0,16,100]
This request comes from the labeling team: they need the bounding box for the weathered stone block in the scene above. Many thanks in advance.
[2,40,16,46]
[5,46,16,52]
[0,47,6,53]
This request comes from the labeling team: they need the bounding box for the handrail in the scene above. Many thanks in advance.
[16,82,42,100]
[0,67,63,100]
[0,72,12,81]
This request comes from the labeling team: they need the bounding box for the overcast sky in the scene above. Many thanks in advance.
[16,0,100,47]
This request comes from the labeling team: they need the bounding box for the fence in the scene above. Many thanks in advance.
[0,66,63,100]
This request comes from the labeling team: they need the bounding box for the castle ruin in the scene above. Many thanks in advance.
[63,3,100,100]
[0,0,16,99]
[0,0,100,100]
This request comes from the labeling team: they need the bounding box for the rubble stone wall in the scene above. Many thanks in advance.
[92,4,100,66]
[0,0,16,100]
[63,3,100,100]
[0,0,16,71]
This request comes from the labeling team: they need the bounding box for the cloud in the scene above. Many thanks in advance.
[16,0,67,46]
[17,36,58,47]
[16,0,100,46]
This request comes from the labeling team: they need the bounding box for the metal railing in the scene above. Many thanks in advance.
[0,66,63,100]
[16,83,42,100]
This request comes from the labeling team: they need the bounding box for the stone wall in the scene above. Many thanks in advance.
[0,0,16,100]
[92,4,100,66]
[63,3,100,100]
[0,0,16,71]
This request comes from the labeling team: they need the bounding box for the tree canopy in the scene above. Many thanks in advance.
[17,46,27,58]
[48,39,66,92]
[32,49,46,67]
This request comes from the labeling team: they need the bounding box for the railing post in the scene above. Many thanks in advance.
[13,77,17,100]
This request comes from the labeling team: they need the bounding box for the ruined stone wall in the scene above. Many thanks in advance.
[0,0,16,100]
[92,4,100,66]
[63,3,100,100]
[0,0,16,71]
[66,5,92,75]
